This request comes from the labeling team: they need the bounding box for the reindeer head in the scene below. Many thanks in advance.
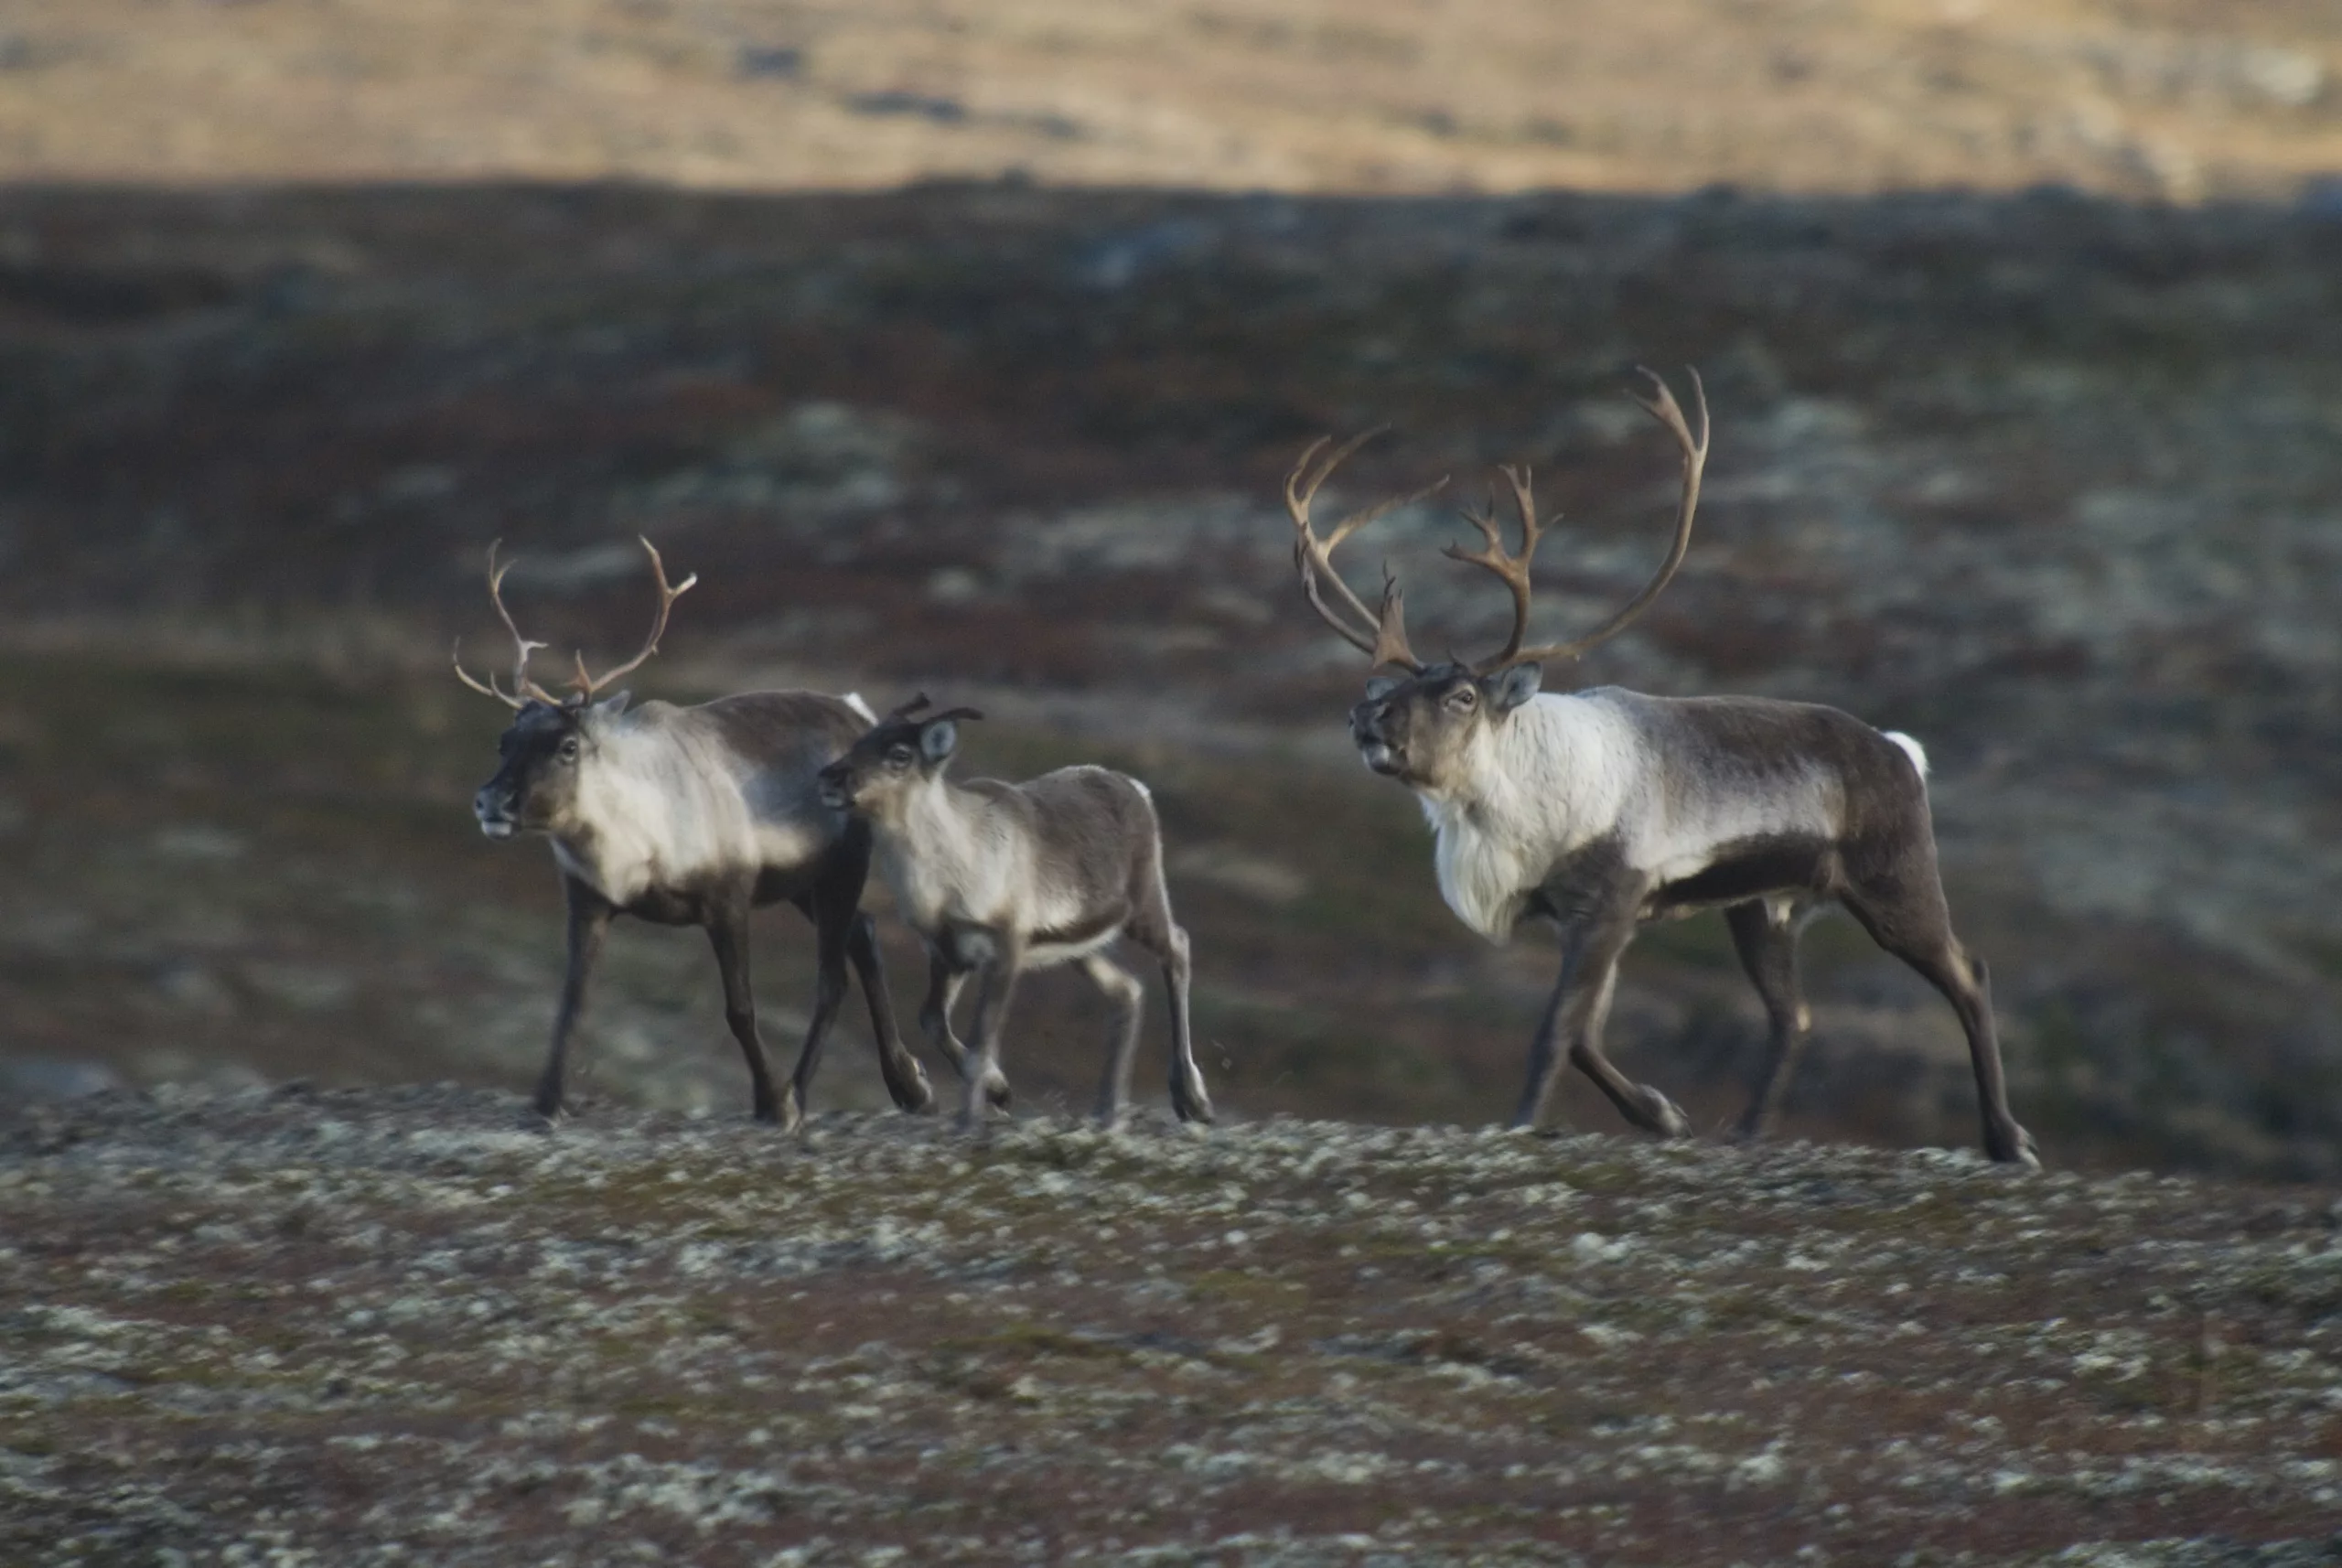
[816,695,983,822]
[455,537,694,842]
[470,693,638,840]
[1348,662,1546,791]
[1286,369,1708,793]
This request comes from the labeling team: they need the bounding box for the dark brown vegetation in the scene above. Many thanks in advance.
[2,179,2340,1177]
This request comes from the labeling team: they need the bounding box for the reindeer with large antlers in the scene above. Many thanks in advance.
[458,538,935,1129]
[1286,371,2036,1165]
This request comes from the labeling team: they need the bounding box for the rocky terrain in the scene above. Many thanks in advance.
[5,1084,2342,1564]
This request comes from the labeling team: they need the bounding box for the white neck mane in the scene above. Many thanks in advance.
[1413,693,1640,941]
[553,711,754,905]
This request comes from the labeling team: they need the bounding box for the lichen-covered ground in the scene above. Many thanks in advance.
[5,1087,2340,1565]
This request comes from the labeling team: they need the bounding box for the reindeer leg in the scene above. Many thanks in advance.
[536,878,613,1123]
[847,913,932,1114]
[824,819,929,1114]
[959,930,1025,1133]
[1844,889,2037,1166]
[1079,951,1145,1127]
[1726,898,1812,1143]
[1126,872,1211,1124]
[1565,939,1689,1140]
[1520,887,1685,1137]
[1160,923,1211,1125]
[1842,840,2038,1167]
[921,950,1009,1111]
[706,895,783,1125]
[774,891,853,1134]
[1517,856,1683,1137]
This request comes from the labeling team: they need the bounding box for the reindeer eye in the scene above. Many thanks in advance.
[558,736,581,761]
[886,745,914,768]
[1446,687,1477,712]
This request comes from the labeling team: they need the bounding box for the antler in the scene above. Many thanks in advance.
[1279,369,1708,678]
[1465,365,1709,672]
[566,536,699,702]
[1283,428,1445,673]
[452,542,564,710]
[1444,463,1548,671]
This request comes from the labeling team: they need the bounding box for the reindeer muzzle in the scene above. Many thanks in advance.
[474,787,519,840]
[1350,703,1403,777]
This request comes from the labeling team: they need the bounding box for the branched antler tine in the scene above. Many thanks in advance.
[1453,494,1507,556]
[1624,363,1709,460]
[1442,467,1547,668]
[1284,435,1333,512]
[1369,567,1417,673]
[484,546,553,694]
[1507,366,1710,669]
[456,542,561,706]
[571,536,699,699]
[1283,427,1435,671]
[451,638,526,709]
[1284,429,1393,639]
[1499,464,1543,558]
[1297,556,1379,660]
[1285,428,1382,519]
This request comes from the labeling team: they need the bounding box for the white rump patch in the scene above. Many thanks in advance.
[1883,730,1929,779]
[843,692,877,725]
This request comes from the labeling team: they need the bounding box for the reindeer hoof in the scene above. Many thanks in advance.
[1173,1080,1214,1126]
[984,1072,1013,1111]
[1641,1089,1692,1140]
[1989,1122,2041,1169]
[526,1099,569,1132]
[889,1065,936,1115]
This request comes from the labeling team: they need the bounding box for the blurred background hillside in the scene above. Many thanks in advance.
[4,0,2342,199]
[3,1,2341,1178]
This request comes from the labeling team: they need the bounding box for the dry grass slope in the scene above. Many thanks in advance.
[0,0,2340,198]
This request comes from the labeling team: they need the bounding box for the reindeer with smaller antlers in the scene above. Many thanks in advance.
[457,538,934,1129]
[1284,371,2036,1165]
[816,697,1211,1132]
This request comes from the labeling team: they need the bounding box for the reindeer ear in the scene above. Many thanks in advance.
[590,691,632,721]
[1364,675,1404,702]
[1486,663,1542,713]
[919,719,960,764]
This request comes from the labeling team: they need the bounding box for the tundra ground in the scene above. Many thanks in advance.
[5,1086,2342,1564]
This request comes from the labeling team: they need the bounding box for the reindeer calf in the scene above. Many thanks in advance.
[817,698,1212,1130]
